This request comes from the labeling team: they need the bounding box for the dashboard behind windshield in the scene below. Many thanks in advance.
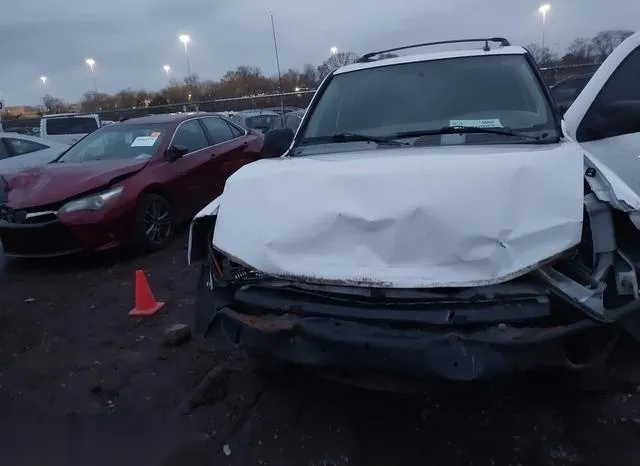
[57,123,171,163]
[300,54,558,145]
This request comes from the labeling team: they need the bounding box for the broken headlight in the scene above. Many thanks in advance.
[206,234,263,283]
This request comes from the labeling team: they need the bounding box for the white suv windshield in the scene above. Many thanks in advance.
[300,54,558,144]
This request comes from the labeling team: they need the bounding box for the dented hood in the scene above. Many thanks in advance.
[213,144,585,288]
[2,159,147,209]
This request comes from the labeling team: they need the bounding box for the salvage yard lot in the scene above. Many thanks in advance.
[2,232,640,465]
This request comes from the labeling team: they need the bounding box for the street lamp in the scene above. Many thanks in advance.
[178,34,192,84]
[163,64,171,75]
[40,76,47,86]
[538,4,551,50]
[330,46,338,55]
[85,58,98,93]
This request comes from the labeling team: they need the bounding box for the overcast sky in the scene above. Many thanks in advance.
[0,0,637,105]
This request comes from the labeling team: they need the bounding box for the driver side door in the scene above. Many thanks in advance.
[564,32,640,198]
[163,119,212,221]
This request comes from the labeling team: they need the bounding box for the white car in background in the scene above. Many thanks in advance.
[39,113,101,145]
[0,133,69,173]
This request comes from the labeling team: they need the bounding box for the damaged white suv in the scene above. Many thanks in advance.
[188,35,640,382]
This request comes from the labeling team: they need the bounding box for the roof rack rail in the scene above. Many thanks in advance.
[356,37,511,63]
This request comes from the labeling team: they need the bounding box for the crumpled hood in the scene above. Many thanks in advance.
[213,143,585,288]
[3,159,147,209]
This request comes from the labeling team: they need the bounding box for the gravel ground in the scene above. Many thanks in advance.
[2,231,640,465]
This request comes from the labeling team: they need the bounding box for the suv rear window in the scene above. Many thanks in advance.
[45,117,99,135]
[246,115,279,130]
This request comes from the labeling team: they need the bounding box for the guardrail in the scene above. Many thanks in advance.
[539,63,602,86]
[0,90,318,129]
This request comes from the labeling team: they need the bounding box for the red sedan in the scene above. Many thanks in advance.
[0,112,264,258]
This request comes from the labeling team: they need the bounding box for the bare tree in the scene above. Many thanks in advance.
[590,30,634,62]
[114,88,138,108]
[219,66,273,96]
[525,43,559,66]
[184,73,200,90]
[566,37,594,63]
[300,64,321,87]
[80,92,116,112]
[41,94,69,113]
[317,52,359,78]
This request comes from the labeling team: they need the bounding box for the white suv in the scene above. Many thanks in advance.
[188,35,640,384]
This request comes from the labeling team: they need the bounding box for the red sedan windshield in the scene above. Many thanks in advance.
[58,123,171,163]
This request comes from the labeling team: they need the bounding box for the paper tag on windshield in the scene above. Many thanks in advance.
[450,119,503,128]
[131,136,158,147]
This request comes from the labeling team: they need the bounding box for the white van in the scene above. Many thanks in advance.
[39,113,101,145]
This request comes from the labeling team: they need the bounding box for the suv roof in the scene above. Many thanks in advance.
[356,37,511,62]
[338,38,525,75]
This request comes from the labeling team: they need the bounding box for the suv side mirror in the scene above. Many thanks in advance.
[165,144,189,162]
[261,128,294,158]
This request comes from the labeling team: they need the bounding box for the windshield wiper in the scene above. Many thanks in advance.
[392,126,546,141]
[302,132,410,146]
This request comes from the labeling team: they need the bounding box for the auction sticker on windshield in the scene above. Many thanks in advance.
[131,136,159,147]
[450,119,503,128]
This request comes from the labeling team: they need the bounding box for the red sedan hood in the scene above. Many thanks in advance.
[3,159,148,209]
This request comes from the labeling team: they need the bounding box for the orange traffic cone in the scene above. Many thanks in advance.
[129,269,165,316]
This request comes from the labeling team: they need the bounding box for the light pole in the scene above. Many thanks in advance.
[538,4,551,50]
[178,34,192,84]
[330,46,338,55]
[270,15,285,117]
[85,58,98,93]
[40,76,48,87]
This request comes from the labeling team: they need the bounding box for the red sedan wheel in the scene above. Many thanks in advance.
[134,193,174,251]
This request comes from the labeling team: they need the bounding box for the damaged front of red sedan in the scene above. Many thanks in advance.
[0,113,264,258]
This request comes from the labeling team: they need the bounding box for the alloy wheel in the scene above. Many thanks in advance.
[143,198,172,245]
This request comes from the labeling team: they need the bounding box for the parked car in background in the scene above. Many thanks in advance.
[189,33,640,385]
[550,72,595,114]
[269,109,305,132]
[264,106,305,114]
[0,133,69,173]
[7,128,31,135]
[39,113,102,145]
[231,110,281,134]
[0,112,263,258]
[0,176,5,280]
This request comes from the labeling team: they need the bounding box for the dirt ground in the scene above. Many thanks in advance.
[2,231,640,466]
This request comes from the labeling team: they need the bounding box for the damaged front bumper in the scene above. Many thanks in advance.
[194,264,633,382]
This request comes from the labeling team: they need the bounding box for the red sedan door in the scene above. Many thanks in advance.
[197,116,262,203]
[161,118,216,221]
